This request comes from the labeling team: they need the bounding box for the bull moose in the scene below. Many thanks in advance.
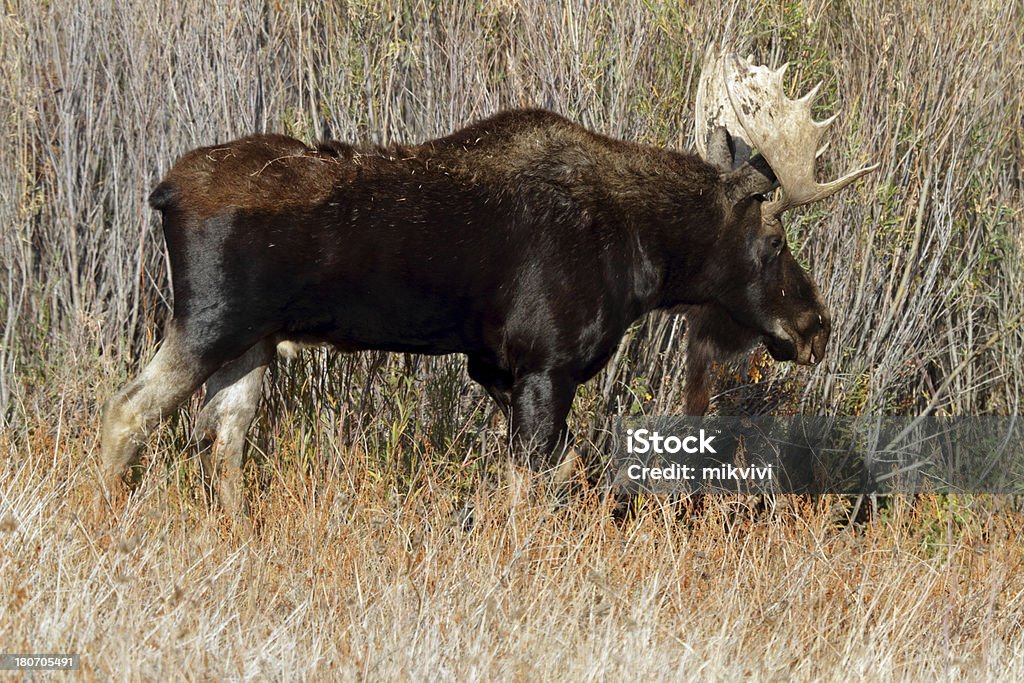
[101,50,877,512]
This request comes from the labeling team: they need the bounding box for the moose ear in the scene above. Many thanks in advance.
[722,154,778,204]
[705,126,756,173]
[705,127,735,172]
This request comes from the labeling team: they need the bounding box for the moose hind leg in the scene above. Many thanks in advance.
[101,329,217,491]
[195,340,273,515]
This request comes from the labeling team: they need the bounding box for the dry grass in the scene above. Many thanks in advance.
[2,0,1023,679]
[3,417,1024,679]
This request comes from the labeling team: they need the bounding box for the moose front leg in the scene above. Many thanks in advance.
[683,339,713,416]
[509,370,578,475]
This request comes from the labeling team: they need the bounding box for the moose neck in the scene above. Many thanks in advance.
[616,154,730,313]
[413,111,736,320]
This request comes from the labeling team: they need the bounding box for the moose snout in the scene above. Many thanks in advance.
[798,309,831,366]
[764,306,831,366]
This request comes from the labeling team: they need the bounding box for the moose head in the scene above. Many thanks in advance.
[681,49,879,414]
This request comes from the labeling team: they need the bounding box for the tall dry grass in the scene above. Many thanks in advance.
[1,0,1021,429]
[1,0,1022,678]
[3,425,1024,679]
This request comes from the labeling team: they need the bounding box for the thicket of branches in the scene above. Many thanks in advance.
[1,0,1020,451]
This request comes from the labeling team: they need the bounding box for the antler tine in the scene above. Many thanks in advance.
[800,81,823,104]
[721,53,878,215]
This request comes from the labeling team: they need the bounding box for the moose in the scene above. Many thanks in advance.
[101,51,877,512]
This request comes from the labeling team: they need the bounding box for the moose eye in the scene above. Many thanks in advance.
[770,236,784,252]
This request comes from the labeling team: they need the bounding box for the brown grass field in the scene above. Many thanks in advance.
[5,423,1024,679]
[1,0,1022,679]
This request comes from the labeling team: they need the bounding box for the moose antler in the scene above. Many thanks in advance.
[695,48,748,165]
[697,48,879,216]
